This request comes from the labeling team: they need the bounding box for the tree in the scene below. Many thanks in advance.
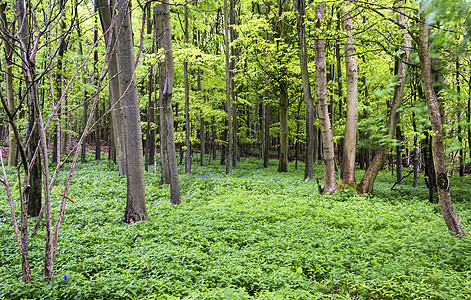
[417,9,465,236]
[158,1,181,205]
[357,1,411,194]
[314,3,337,193]
[115,0,147,222]
[295,0,314,180]
[340,4,358,186]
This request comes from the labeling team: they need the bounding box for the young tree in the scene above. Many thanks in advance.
[356,1,411,194]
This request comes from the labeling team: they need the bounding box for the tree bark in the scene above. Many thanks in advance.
[116,0,147,222]
[340,5,358,185]
[295,0,314,180]
[184,4,191,174]
[0,5,17,167]
[97,0,127,175]
[146,4,156,170]
[357,1,410,194]
[158,1,181,204]
[417,13,465,236]
[224,0,232,175]
[314,4,337,193]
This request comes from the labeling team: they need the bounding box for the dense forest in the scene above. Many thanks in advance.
[1,0,471,297]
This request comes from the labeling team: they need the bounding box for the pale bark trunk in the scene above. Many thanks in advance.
[418,14,465,236]
[314,4,337,193]
[340,5,358,185]
[116,0,147,223]
[357,1,410,194]
[160,1,181,205]
[146,4,155,170]
[295,0,314,180]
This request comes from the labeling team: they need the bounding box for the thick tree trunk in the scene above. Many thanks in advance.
[314,4,337,193]
[116,0,147,222]
[296,0,314,180]
[418,14,465,236]
[340,5,358,185]
[357,2,410,194]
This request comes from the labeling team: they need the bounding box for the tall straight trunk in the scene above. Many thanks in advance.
[155,4,170,184]
[357,1,410,194]
[146,4,156,170]
[159,0,181,204]
[456,60,464,177]
[93,12,101,161]
[198,69,205,166]
[116,0,147,222]
[314,4,337,193]
[335,12,344,166]
[296,0,314,180]
[224,0,232,175]
[262,92,270,168]
[340,5,358,185]
[97,0,127,175]
[418,13,465,236]
[0,5,16,167]
[184,4,191,174]
[76,7,88,163]
[277,0,289,173]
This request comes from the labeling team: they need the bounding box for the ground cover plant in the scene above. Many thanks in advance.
[1,156,471,299]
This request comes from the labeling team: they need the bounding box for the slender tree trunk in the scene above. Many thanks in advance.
[184,4,191,174]
[340,5,358,185]
[296,0,314,180]
[396,126,402,184]
[94,13,101,161]
[418,12,465,236]
[97,0,127,175]
[456,60,464,177]
[116,0,147,222]
[262,91,270,168]
[0,5,17,167]
[357,2,410,194]
[146,4,156,170]
[224,0,232,175]
[314,4,337,193]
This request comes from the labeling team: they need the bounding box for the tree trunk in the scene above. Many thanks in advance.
[184,4,191,174]
[146,4,156,170]
[116,0,147,223]
[158,0,181,205]
[0,5,17,167]
[314,4,337,193]
[340,5,358,185]
[296,0,314,180]
[97,0,127,175]
[417,12,465,236]
[357,1,410,194]
[224,0,232,175]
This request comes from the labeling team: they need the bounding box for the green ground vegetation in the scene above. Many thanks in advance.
[1,156,471,299]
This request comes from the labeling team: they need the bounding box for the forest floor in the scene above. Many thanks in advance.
[1,154,471,299]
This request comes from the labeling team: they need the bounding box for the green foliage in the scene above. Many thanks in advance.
[1,158,471,299]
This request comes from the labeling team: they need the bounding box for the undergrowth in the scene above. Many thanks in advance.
[0,156,470,299]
